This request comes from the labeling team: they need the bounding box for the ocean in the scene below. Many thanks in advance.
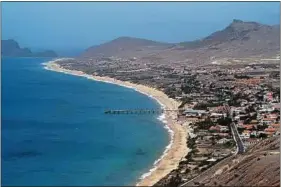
[1,57,169,186]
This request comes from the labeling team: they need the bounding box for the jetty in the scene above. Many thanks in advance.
[104,109,182,114]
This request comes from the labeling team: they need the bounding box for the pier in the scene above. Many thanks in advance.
[104,109,182,114]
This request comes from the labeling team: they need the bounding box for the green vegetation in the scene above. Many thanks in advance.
[250,134,256,138]
[245,105,256,113]
[163,85,182,99]
[195,118,214,130]
[198,160,209,167]
[256,124,268,131]
[217,117,232,126]
[237,127,245,134]
[181,75,200,94]
[187,137,196,149]
[258,133,268,139]
[178,97,192,108]
[223,140,235,148]
[193,102,222,110]
[163,87,177,98]
[234,74,250,79]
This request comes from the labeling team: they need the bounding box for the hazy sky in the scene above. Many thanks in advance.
[2,2,280,53]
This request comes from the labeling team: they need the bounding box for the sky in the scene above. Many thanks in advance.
[1,2,280,55]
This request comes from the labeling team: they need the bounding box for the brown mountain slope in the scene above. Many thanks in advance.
[158,19,280,63]
[180,19,279,50]
[154,137,280,187]
[81,36,173,58]
[80,20,280,64]
[183,137,280,187]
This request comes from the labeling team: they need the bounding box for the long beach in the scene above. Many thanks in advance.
[44,59,189,186]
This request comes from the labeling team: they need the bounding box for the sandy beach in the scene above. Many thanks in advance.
[44,59,189,186]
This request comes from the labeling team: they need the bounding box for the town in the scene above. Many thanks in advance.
[57,55,280,185]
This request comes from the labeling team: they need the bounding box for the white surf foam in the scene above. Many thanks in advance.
[137,110,175,182]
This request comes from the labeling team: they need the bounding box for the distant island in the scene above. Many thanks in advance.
[1,39,58,57]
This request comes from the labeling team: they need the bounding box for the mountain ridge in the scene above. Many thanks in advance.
[178,19,279,48]
[81,36,173,58]
[80,19,280,61]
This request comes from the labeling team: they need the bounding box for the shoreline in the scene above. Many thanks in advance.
[43,59,189,186]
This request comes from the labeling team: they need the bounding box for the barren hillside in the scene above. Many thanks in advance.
[184,137,280,186]
[81,36,173,58]
[79,20,280,64]
[153,137,280,187]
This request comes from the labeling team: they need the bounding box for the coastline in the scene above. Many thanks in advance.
[43,59,189,186]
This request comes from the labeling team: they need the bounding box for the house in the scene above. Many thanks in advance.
[273,103,280,110]
[234,116,241,121]
[259,105,274,113]
[197,130,210,136]
[233,108,244,114]
[209,125,221,132]
[210,113,226,122]
[249,120,258,124]
[237,122,244,128]
[207,158,217,162]
[264,92,273,102]
[185,117,203,122]
[219,125,229,132]
[241,100,248,106]
[257,131,266,136]
[265,126,277,133]
[240,130,250,139]
[265,131,275,137]
[202,135,213,141]
[211,113,226,117]
[267,114,278,119]
[208,106,228,113]
[261,117,276,125]
[244,138,260,146]
[217,133,230,137]
[243,124,254,130]
[217,138,231,144]
[250,131,257,137]
[271,123,280,129]
[183,109,208,117]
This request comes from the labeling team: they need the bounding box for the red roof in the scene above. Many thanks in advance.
[274,104,280,109]
[209,126,220,131]
[265,128,276,132]
[243,124,254,130]
[263,118,276,121]
[271,123,280,128]
[218,133,229,137]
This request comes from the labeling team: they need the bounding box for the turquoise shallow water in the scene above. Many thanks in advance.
[1,57,169,186]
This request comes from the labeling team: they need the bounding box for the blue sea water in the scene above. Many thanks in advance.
[1,57,169,186]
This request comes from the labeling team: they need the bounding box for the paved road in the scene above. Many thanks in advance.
[229,106,245,154]
[230,122,245,154]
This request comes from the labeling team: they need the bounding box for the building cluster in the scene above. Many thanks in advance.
[233,92,280,148]
[172,63,280,181]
